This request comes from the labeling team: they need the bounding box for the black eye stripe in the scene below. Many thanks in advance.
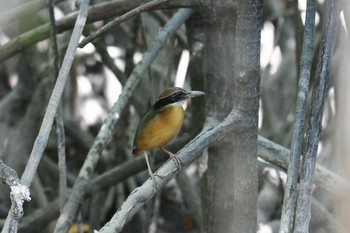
[153,91,187,110]
[174,92,184,99]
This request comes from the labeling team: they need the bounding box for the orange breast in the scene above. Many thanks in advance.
[136,106,184,151]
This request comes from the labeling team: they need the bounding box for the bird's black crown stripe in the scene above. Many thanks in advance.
[153,91,187,110]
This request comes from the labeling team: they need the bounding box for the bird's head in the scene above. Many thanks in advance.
[153,87,205,110]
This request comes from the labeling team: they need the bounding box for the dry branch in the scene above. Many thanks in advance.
[0,0,198,63]
[19,0,89,187]
[79,0,171,47]
[53,8,194,233]
[279,0,316,232]
[0,160,30,233]
[97,109,242,233]
[258,136,350,198]
[1,0,90,232]
[294,1,340,231]
[1,133,346,232]
[48,0,68,211]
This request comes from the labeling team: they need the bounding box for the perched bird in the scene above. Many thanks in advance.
[132,87,205,182]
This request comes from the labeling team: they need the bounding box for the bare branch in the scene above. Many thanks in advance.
[294,1,340,232]
[0,160,31,233]
[1,0,90,231]
[0,0,198,62]
[53,8,193,233]
[48,0,67,211]
[4,133,346,233]
[20,0,89,187]
[279,0,316,232]
[97,110,242,233]
[0,160,20,188]
[79,0,171,47]
[258,136,350,199]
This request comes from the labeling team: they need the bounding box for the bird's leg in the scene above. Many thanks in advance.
[160,147,183,170]
[143,151,158,189]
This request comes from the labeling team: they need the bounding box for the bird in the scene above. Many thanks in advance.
[132,87,205,184]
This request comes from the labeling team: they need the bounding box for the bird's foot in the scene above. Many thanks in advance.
[149,172,166,190]
[170,155,183,170]
[149,173,158,190]
[160,147,183,170]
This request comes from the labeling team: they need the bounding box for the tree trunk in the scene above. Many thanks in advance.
[203,0,262,232]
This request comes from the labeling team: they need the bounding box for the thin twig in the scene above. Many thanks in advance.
[55,105,67,210]
[1,1,89,232]
[53,8,193,233]
[92,40,127,83]
[0,160,31,233]
[294,1,340,232]
[97,109,242,233]
[279,0,316,232]
[20,0,89,187]
[258,136,350,199]
[0,0,198,63]
[79,0,170,48]
[92,39,147,115]
[0,160,23,193]
[48,0,67,211]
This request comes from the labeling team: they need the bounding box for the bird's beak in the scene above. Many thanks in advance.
[187,90,205,98]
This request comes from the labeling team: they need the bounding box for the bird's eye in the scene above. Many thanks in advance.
[177,92,186,99]
[175,92,183,100]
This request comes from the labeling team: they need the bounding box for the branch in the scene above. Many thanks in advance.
[279,0,316,232]
[1,0,89,231]
[294,1,340,232]
[0,0,198,62]
[97,110,242,233]
[0,160,31,233]
[258,136,350,199]
[53,8,194,233]
[79,0,171,47]
[48,0,67,211]
[6,132,347,233]
[20,0,89,187]
[88,135,350,201]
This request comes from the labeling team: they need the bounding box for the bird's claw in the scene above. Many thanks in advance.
[160,147,183,171]
[171,155,183,170]
[150,173,165,190]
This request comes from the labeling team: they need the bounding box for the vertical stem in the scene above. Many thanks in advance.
[279,1,316,232]
[294,1,339,232]
[203,0,237,232]
[2,0,89,232]
[204,0,262,231]
[56,102,67,210]
[233,0,263,232]
[20,0,90,187]
[48,0,67,211]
